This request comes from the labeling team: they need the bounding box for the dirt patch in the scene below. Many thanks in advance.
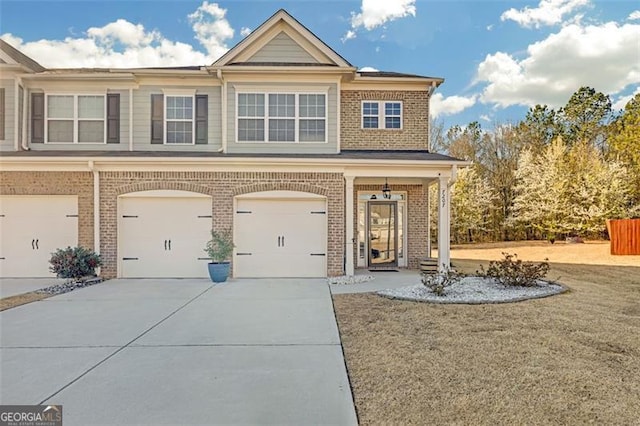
[334,246,640,425]
[0,292,49,311]
[450,240,640,267]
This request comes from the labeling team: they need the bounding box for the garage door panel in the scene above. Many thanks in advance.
[234,195,327,278]
[0,196,78,277]
[119,195,212,278]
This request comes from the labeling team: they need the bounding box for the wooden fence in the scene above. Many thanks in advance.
[607,219,640,255]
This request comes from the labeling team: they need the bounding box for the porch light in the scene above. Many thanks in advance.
[382,178,391,199]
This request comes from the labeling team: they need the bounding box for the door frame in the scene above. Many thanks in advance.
[357,191,407,268]
[367,200,399,268]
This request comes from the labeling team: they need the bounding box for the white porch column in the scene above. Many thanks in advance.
[426,181,431,258]
[345,175,355,276]
[437,176,451,272]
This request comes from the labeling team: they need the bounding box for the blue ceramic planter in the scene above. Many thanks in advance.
[208,262,230,283]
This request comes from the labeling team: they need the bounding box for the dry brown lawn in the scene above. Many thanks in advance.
[334,241,640,425]
[0,292,49,311]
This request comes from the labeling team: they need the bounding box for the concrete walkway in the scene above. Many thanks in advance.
[0,278,357,425]
[0,278,66,298]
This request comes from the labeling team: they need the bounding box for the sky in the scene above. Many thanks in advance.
[1,0,638,129]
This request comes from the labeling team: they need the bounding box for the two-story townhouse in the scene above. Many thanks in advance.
[0,10,466,279]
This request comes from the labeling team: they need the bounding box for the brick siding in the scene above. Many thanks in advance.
[99,171,345,278]
[0,171,94,249]
[340,90,430,150]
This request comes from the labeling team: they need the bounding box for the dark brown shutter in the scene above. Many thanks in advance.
[0,88,5,140]
[106,93,120,143]
[195,94,208,145]
[151,94,164,144]
[31,93,45,143]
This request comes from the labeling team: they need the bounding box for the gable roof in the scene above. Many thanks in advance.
[0,39,45,72]
[212,9,353,68]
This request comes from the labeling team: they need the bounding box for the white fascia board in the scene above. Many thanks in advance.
[0,156,469,177]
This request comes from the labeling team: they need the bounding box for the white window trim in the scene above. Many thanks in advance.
[236,90,328,144]
[361,100,403,130]
[163,94,196,145]
[44,93,107,144]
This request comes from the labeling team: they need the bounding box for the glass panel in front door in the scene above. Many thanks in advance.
[369,202,397,266]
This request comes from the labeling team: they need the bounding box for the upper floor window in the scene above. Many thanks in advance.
[46,94,105,143]
[237,92,326,143]
[165,95,194,144]
[150,93,207,145]
[362,101,403,130]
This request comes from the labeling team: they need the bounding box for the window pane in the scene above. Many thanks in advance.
[78,120,104,143]
[363,102,378,116]
[48,96,74,119]
[78,96,104,119]
[268,94,295,117]
[238,118,265,141]
[167,121,193,144]
[363,117,378,128]
[385,117,401,129]
[385,102,401,116]
[48,120,73,142]
[299,119,325,142]
[268,119,295,141]
[300,94,325,118]
[238,94,264,117]
[166,96,193,120]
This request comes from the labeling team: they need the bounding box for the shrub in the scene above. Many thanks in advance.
[204,229,235,262]
[49,246,102,279]
[421,267,466,296]
[477,252,549,287]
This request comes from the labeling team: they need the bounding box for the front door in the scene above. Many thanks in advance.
[368,201,398,268]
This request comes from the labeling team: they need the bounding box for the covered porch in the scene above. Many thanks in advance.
[343,163,461,276]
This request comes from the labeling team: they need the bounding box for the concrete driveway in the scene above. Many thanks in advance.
[0,278,357,425]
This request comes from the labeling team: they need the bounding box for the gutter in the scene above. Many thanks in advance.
[19,77,29,151]
[217,69,227,153]
[88,160,100,257]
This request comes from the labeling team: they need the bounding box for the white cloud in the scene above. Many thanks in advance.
[628,11,640,21]
[187,1,234,60]
[612,87,640,111]
[480,114,491,122]
[359,66,379,72]
[501,0,590,28]
[486,24,494,31]
[240,27,252,37]
[343,0,416,41]
[430,93,477,117]
[0,1,236,68]
[475,21,640,108]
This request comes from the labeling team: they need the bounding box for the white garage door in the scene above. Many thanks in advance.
[118,191,212,278]
[0,195,78,277]
[234,192,327,278]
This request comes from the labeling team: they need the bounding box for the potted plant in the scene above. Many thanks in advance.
[204,229,235,283]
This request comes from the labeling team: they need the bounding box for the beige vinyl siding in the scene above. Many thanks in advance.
[226,82,338,155]
[247,32,319,64]
[132,85,222,151]
[30,89,130,151]
[0,80,14,151]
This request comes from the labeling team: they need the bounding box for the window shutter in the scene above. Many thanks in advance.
[0,88,5,140]
[106,93,120,143]
[195,94,208,145]
[31,93,45,143]
[150,94,164,144]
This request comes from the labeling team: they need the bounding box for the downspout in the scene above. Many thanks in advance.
[129,88,133,151]
[427,81,437,152]
[20,77,29,151]
[217,69,227,153]
[88,160,100,260]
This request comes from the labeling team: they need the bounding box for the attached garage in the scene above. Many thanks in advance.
[118,190,212,278]
[234,191,327,278]
[0,195,78,277]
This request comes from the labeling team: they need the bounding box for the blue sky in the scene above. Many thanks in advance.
[1,0,638,129]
